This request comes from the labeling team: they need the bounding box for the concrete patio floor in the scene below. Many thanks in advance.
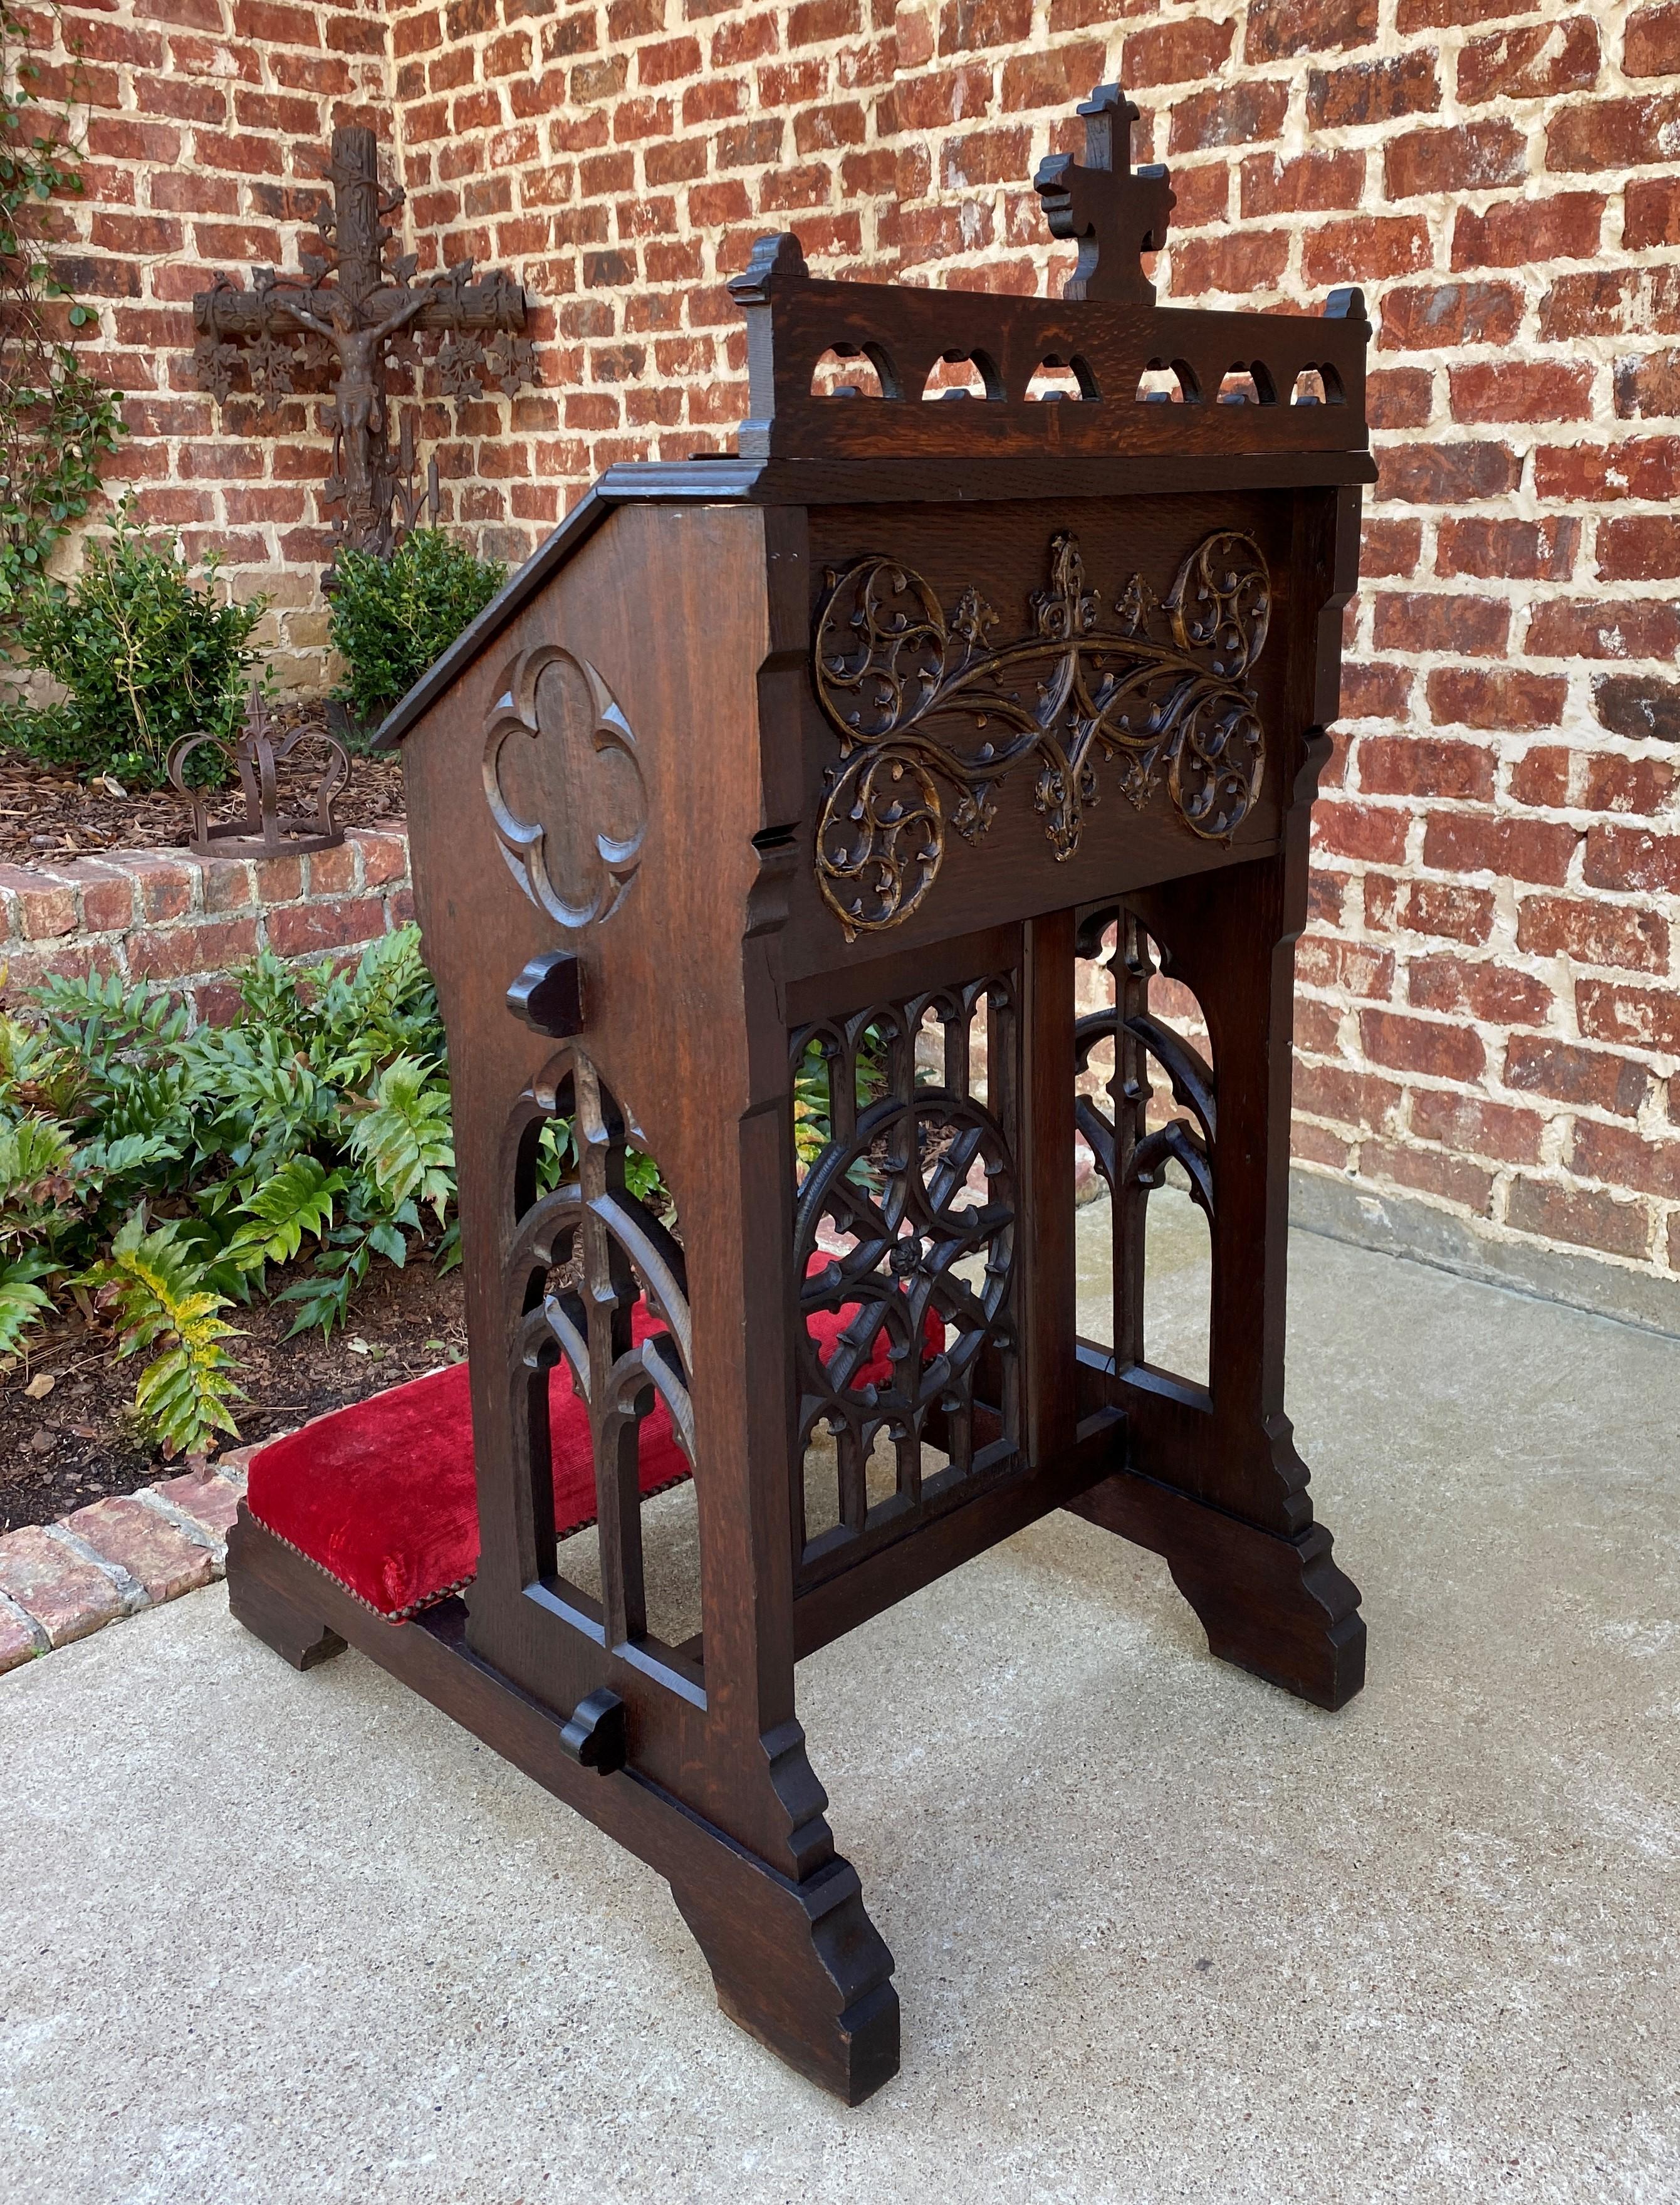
[4,1218,1679,2204]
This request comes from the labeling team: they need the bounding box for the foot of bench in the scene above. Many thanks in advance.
[672,1853,899,2105]
[226,1511,348,1671]
[1072,1467,1365,1711]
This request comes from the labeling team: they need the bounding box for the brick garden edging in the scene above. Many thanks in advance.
[0,1450,256,1673]
[0,825,412,1019]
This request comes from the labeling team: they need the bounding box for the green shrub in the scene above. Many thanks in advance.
[0,510,267,786]
[328,528,505,735]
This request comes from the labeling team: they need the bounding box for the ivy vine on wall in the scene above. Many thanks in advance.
[0,1,122,634]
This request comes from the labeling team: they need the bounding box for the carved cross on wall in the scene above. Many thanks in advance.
[1033,85,1177,307]
[192,126,538,563]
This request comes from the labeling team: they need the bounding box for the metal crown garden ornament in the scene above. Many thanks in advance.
[192,125,536,564]
[168,692,349,859]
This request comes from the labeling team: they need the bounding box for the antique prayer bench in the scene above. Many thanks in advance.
[227,89,1374,2105]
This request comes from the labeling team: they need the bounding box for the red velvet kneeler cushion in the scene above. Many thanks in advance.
[247,1274,937,1622]
[246,1302,682,1621]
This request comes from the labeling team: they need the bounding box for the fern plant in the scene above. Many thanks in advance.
[90,1211,244,1458]
[347,1055,454,1218]
[0,926,462,1444]
[229,1155,345,1270]
[0,1246,53,1353]
[0,925,669,1451]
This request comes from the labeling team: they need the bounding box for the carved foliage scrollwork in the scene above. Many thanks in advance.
[811,528,1271,936]
[791,977,1019,1570]
[484,644,648,930]
[505,1052,693,1657]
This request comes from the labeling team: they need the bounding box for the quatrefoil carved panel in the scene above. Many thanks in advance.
[483,645,647,929]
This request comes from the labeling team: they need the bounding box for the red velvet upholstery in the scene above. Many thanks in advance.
[247,1280,936,1621]
[246,1304,682,1621]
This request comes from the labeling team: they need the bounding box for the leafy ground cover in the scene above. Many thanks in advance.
[0,0,126,636]
[0,928,459,1464]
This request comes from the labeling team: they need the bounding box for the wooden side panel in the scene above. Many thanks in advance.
[402,501,827,1868]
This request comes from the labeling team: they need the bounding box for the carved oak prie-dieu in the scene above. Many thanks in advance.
[226,86,1373,2109]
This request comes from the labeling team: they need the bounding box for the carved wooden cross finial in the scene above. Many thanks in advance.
[1033,85,1176,307]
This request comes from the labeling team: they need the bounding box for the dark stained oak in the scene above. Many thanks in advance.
[231,93,1371,2103]
[225,1509,897,2102]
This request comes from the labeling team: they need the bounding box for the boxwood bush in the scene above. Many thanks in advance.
[0,511,266,787]
[328,528,505,738]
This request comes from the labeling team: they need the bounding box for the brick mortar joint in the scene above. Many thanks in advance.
[41,1519,149,1613]
[131,1484,229,1558]
[0,1583,50,1653]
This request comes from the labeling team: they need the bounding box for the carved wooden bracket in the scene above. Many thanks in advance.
[507,951,586,1037]
[560,1687,626,1773]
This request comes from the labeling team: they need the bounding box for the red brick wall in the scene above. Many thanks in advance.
[36,0,394,688]
[0,829,413,1019]
[37,0,1680,1312]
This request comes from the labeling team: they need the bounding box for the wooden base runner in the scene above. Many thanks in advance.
[229,1377,1362,2097]
[227,1508,900,2106]
[1070,1469,1365,1711]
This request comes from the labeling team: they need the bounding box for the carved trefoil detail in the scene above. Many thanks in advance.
[484,645,648,928]
[811,528,1271,937]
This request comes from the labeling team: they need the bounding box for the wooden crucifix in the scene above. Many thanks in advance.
[1033,85,1176,306]
[193,125,536,562]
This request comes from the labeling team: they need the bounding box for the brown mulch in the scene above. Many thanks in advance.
[0,701,407,869]
[0,1255,466,1534]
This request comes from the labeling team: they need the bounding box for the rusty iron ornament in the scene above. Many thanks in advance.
[192,125,535,565]
[168,692,350,859]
